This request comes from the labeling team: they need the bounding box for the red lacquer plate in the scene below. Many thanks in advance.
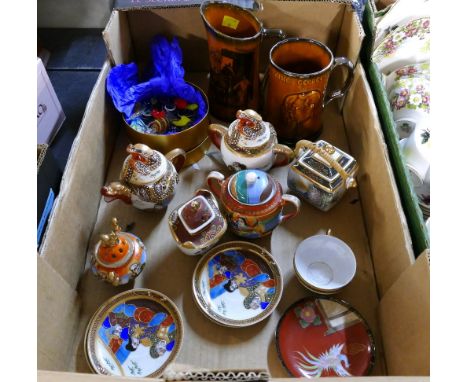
[275,296,375,378]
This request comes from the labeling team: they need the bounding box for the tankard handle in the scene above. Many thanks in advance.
[323,57,354,107]
[262,28,287,40]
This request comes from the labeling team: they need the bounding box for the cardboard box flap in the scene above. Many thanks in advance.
[343,62,414,296]
[102,10,133,66]
[38,370,430,382]
[37,257,81,371]
[378,252,430,376]
[113,0,261,11]
[102,1,363,71]
[38,61,118,289]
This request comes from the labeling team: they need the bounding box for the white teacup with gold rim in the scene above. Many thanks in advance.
[294,229,357,294]
[399,125,431,182]
[208,109,294,172]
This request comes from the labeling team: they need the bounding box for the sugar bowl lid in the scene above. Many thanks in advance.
[95,218,134,269]
[226,110,272,150]
[177,195,216,235]
[228,169,277,205]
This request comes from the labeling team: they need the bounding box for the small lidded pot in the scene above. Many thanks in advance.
[207,169,301,239]
[91,218,147,286]
[168,189,227,256]
[288,140,358,212]
[208,109,294,172]
[101,143,186,211]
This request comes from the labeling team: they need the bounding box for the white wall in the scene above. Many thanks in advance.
[38,0,113,28]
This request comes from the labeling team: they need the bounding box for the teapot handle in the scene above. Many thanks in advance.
[166,148,186,172]
[281,194,301,222]
[208,123,228,150]
[206,171,225,199]
[295,140,357,189]
[272,143,295,168]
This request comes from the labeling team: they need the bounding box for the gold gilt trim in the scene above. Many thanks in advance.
[168,189,227,251]
[192,241,283,328]
[85,289,184,378]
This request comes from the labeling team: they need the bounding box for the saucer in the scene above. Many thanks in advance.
[85,289,183,378]
[294,234,356,294]
[275,297,375,377]
[192,241,283,327]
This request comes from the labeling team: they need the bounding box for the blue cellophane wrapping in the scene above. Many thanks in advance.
[106,36,207,124]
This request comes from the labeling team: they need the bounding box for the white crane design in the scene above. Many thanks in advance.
[295,343,351,377]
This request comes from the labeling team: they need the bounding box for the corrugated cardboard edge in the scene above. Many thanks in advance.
[343,63,414,296]
[38,370,429,382]
[38,61,117,290]
[102,10,133,66]
[164,369,270,381]
[379,252,430,376]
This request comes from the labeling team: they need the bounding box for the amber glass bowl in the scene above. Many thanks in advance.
[123,82,209,155]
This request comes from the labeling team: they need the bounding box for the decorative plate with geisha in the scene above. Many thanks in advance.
[276,297,375,378]
[192,241,283,327]
[85,289,183,378]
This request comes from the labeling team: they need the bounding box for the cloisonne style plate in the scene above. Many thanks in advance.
[276,296,375,378]
[85,289,183,378]
[192,241,283,327]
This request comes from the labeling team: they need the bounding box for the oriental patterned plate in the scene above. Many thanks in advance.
[85,289,183,378]
[275,297,375,378]
[192,241,283,327]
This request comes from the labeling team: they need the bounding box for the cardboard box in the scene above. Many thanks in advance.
[37,57,66,145]
[360,2,429,256]
[38,1,429,380]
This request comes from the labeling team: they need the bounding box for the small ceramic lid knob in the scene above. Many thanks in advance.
[227,109,270,150]
[228,169,276,205]
[178,195,216,235]
[91,218,147,286]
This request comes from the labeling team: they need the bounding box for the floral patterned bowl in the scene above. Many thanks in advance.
[373,17,430,74]
[389,76,430,139]
[384,61,430,94]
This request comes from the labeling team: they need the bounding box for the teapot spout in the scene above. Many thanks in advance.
[101,182,132,204]
[208,123,228,150]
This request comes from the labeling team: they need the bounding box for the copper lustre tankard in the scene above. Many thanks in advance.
[200,1,285,121]
[264,38,354,145]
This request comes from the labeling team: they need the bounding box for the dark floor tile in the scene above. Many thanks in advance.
[38,28,107,70]
[47,70,101,171]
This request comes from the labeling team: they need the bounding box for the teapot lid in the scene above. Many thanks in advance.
[226,110,272,151]
[95,218,134,269]
[228,169,276,205]
[178,195,216,235]
[121,144,167,185]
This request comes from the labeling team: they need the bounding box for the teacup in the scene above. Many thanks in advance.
[373,17,430,74]
[389,76,430,139]
[293,230,356,294]
[399,126,431,206]
[385,62,430,94]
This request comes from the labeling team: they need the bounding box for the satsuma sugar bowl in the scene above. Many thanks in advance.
[208,109,294,172]
[91,218,147,286]
[168,189,227,256]
[101,143,186,211]
[207,169,300,238]
[288,140,358,211]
